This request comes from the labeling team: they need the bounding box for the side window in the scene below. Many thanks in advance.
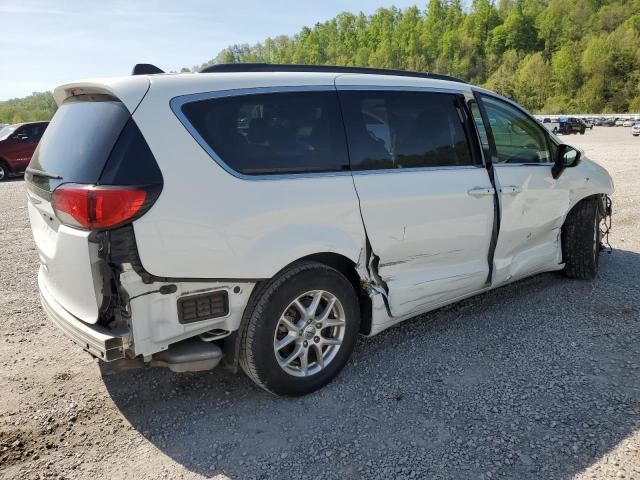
[23,126,35,141]
[181,91,349,175]
[340,90,476,170]
[13,126,28,140]
[478,95,551,164]
[33,124,47,140]
[19,125,45,142]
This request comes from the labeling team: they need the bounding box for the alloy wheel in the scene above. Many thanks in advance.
[273,290,346,377]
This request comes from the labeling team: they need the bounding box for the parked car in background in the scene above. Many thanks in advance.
[0,121,49,181]
[632,124,640,136]
[603,117,617,126]
[540,117,560,134]
[593,118,605,126]
[582,119,594,129]
[558,117,586,135]
[615,119,624,126]
[622,119,634,127]
[26,64,614,396]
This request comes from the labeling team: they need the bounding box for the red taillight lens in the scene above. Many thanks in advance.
[52,184,149,230]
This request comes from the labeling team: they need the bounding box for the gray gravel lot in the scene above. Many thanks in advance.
[1,127,639,480]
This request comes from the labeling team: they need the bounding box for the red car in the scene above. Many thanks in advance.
[0,121,49,181]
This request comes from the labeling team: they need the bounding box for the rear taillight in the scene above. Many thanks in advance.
[52,184,157,230]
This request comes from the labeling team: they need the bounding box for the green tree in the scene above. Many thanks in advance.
[503,0,538,52]
[551,44,583,96]
[513,52,552,111]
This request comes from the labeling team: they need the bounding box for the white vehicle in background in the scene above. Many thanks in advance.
[622,119,634,127]
[632,124,640,136]
[26,63,614,396]
[540,117,560,134]
[615,119,624,126]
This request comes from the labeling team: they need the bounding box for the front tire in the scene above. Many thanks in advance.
[562,198,601,279]
[239,261,360,396]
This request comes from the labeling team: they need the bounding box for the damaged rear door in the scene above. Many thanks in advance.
[338,85,495,317]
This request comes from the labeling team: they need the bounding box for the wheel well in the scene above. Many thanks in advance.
[298,252,372,336]
[0,157,10,171]
[222,252,373,372]
[566,194,605,220]
[561,194,605,247]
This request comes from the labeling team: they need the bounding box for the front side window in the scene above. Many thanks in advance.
[339,90,475,170]
[19,124,47,142]
[478,95,550,164]
[181,91,349,175]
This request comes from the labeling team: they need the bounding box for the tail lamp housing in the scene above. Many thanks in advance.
[52,184,159,230]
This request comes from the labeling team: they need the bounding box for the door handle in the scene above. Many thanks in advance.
[467,187,495,197]
[499,186,522,195]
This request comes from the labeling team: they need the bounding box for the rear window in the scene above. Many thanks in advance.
[180,91,349,175]
[28,95,130,191]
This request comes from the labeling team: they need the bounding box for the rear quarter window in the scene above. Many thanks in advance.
[179,91,349,175]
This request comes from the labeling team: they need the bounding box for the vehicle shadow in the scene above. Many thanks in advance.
[0,175,24,183]
[103,248,639,479]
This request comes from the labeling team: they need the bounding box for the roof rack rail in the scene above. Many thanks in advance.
[132,63,165,75]
[199,63,467,84]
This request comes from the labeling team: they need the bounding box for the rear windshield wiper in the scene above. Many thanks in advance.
[25,167,63,180]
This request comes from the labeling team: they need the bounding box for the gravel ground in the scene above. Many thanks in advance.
[1,127,639,480]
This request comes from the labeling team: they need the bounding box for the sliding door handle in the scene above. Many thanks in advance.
[467,187,495,197]
[499,186,522,195]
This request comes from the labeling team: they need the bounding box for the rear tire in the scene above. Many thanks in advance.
[239,261,360,396]
[562,198,601,279]
[0,161,8,181]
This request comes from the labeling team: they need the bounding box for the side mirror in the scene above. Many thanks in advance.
[552,144,581,179]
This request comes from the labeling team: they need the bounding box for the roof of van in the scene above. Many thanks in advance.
[196,63,468,83]
[53,66,474,111]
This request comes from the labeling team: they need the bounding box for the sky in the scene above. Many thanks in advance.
[0,0,423,101]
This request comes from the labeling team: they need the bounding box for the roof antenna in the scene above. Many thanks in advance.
[132,64,164,75]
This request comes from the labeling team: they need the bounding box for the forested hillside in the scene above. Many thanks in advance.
[197,0,640,114]
[0,92,56,124]
[2,0,638,120]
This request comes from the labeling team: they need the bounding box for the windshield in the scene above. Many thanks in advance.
[0,125,16,141]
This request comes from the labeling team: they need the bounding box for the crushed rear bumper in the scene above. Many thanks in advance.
[38,271,128,361]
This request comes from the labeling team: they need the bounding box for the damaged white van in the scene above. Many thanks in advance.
[26,64,613,396]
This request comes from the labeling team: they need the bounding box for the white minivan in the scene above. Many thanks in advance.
[26,64,613,396]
